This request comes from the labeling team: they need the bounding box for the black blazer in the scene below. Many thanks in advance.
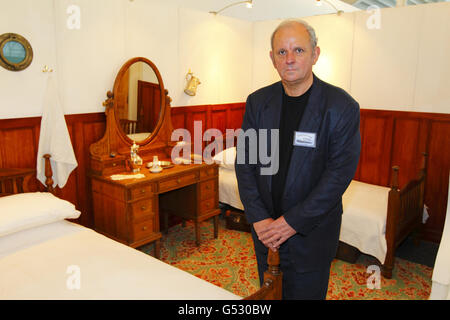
[235,75,361,272]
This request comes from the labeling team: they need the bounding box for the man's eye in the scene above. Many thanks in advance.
[278,49,286,55]
[295,48,304,54]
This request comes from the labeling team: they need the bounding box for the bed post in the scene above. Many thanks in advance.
[244,249,282,300]
[43,154,55,194]
[383,166,400,279]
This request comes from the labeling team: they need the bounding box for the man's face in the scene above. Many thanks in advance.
[270,23,320,87]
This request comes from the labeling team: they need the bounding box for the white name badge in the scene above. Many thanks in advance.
[293,131,316,148]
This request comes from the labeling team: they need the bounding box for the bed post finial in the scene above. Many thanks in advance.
[390,166,399,190]
[43,154,54,193]
[267,249,280,276]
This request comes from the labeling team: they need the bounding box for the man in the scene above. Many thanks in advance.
[235,19,361,299]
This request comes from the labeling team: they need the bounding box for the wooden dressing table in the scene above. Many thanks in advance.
[89,57,221,258]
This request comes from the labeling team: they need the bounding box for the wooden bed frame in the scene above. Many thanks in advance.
[0,154,282,300]
[382,152,428,278]
[213,133,428,279]
[336,152,428,279]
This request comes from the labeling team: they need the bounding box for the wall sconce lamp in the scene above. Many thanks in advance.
[316,0,344,16]
[209,0,253,15]
[184,69,201,96]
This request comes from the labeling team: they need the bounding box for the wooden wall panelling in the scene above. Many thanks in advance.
[357,111,394,186]
[0,117,41,169]
[170,103,245,154]
[65,113,106,228]
[227,103,245,131]
[1,106,446,243]
[170,109,186,131]
[211,107,227,134]
[424,119,450,242]
[390,116,427,188]
[0,113,106,229]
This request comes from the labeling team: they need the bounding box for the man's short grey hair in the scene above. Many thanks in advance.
[270,19,318,50]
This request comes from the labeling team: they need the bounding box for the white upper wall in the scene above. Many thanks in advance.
[0,1,448,119]
[0,0,58,119]
[252,2,450,113]
[0,0,253,119]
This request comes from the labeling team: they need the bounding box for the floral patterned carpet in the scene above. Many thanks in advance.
[138,219,432,300]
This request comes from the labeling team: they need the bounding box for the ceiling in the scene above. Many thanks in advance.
[342,0,447,10]
[164,0,360,21]
[161,0,449,21]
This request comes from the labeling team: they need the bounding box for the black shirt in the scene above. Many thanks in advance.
[271,85,312,218]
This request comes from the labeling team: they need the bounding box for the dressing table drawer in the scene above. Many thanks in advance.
[200,167,217,179]
[132,219,154,242]
[158,172,198,193]
[130,185,152,200]
[199,198,215,214]
[199,180,215,200]
[131,199,153,220]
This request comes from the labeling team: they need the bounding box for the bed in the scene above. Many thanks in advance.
[0,154,281,300]
[213,145,428,279]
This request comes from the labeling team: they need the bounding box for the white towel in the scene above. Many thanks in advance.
[36,73,77,188]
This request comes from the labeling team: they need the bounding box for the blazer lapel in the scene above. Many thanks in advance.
[283,75,325,194]
[260,82,283,194]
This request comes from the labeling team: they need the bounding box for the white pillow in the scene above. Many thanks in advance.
[0,192,81,237]
[213,147,236,171]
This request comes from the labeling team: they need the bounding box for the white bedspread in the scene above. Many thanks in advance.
[341,180,390,263]
[219,167,244,211]
[0,221,240,300]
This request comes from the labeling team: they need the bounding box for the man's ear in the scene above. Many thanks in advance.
[313,46,321,65]
[269,51,275,67]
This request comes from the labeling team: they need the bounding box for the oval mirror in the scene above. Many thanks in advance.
[113,57,165,144]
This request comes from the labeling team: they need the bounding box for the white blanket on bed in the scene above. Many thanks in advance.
[340,180,390,263]
[218,167,244,211]
[0,221,240,300]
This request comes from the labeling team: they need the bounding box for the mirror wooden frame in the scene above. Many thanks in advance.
[90,57,175,176]
[113,57,165,145]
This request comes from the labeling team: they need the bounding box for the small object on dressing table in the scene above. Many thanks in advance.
[110,173,145,181]
[149,155,163,173]
[129,141,143,173]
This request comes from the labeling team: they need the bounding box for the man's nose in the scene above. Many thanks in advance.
[285,51,295,64]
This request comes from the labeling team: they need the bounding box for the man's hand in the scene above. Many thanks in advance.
[257,216,296,251]
[253,218,274,239]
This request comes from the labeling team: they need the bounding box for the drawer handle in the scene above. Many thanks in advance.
[177,179,181,184]
[205,185,211,190]
[142,226,148,231]
[141,189,146,194]
[141,206,146,210]
[112,163,117,167]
